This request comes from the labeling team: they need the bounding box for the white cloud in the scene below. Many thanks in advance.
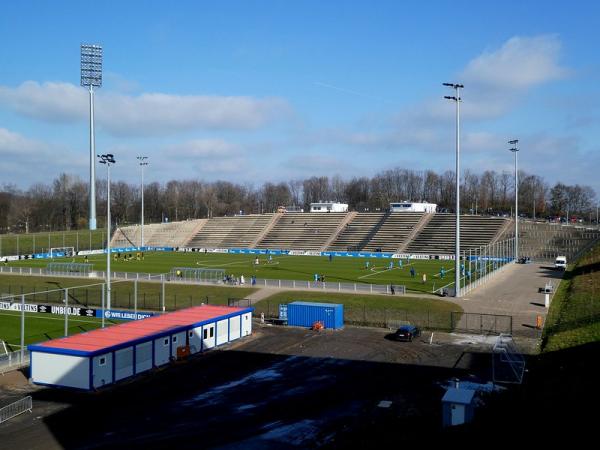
[0,127,47,155]
[308,34,569,156]
[0,81,290,136]
[462,35,567,90]
[161,138,248,175]
[100,92,289,136]
[0,81,86,123]
[0,128,86,184]
[165,138,239,158]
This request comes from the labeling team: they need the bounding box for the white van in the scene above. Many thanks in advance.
[554,256,567,271]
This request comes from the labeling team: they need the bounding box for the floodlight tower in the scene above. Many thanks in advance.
[137,156,149,248]
[81,44,103,231]
[98,153,116,310]
[509,140,519,261]
[444,82,464,297]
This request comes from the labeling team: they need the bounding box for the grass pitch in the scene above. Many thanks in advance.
[3,251,483,293]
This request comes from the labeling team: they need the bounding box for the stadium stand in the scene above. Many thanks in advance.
[361,212,425,253]
[328,212,424,252]
[328,212,387,251]
[512,221,600,262]
[111,220,205,248]
[186,214,274,249]
[406,214,507,254]
[109,213,600,260]
[256,212,347,250]
[319,211,357,251]
[248,213,282,248]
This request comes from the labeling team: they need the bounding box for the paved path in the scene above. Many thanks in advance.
[244,288,280,303]
[458,262,563,337]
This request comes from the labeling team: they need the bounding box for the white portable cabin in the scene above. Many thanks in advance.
[28,305,253,390]
[310,202,348,213]
[390,202,437,213]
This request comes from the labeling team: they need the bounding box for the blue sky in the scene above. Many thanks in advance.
[0,0,599,193]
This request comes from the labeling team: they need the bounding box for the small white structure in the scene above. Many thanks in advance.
[310,202,348,213]
[29,305,253,390]
[390,202,437,213]
[442,388,477,427]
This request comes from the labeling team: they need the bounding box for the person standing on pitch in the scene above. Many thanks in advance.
[410,267,416,278]
[422,273,427,284]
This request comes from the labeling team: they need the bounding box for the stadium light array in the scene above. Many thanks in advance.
[509,140,519,261]
[81,44,103,232]
[137,156,149,248]
[98,153,115,311]
[444,82,464,298]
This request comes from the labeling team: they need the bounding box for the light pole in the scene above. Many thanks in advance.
[509,140,519,261]
[81,44,103,231]
[98,153,116,310]
[444,82,464,297]
[137,156,149,248]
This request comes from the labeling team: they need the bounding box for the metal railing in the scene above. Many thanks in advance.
[0,266,408,295]
[0,351,30,375]
[0,396,32,424]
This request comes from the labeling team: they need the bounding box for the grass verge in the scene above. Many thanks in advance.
[253,290,462,331]
[542,244,600,352]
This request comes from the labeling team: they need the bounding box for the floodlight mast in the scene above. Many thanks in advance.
[443,83,464,297]
[81,44,103,231]
[509,140,519,261]
[137,156,149,248]
[98,153,115,310]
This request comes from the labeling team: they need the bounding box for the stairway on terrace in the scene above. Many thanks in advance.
[256,212,347,250]
[327,213,387,251]
[360,213,424,253]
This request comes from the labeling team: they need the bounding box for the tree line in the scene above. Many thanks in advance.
[0,168,596,233]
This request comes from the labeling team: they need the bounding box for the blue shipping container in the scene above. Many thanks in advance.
[287,301,344,329]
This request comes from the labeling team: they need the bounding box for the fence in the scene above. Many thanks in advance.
[252,300,513,335]
[0,229,107,257]
[0,396,32,424]
[450,312,513,335]
[0,265,407,297]
[0,351,30,375]
[433,236,517,297]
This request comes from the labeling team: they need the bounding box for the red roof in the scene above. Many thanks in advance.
[35,305,250,355]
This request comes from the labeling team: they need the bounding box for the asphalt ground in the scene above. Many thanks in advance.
[0,324,495,449]
[460,263,564,339]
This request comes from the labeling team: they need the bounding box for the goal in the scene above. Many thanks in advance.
[492,334,525,384]
[50,247,75,259]
[170,267,225,283]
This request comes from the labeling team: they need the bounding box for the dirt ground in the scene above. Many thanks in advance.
[0,324,497,449]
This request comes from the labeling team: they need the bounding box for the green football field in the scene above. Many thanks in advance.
[3,250,491,293]
[0,310,122,351]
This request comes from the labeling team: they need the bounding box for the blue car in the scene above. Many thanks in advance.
[391,325,421,342]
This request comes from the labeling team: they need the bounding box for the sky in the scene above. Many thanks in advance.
[0,0,599,193]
